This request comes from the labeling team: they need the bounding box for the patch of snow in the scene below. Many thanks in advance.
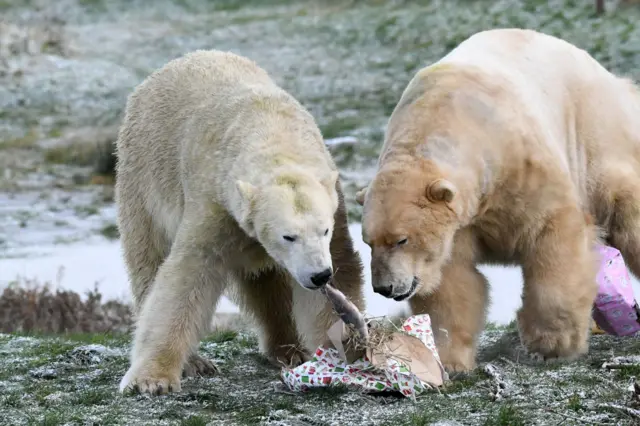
[69,344,123,365]
[7,336,37,345]
[44,391,67,403]
[325,136,358,146]
[29,367,57,379]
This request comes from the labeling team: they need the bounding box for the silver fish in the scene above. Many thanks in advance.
[321,284,369,342]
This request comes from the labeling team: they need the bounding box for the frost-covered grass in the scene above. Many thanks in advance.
[0,327,639,425]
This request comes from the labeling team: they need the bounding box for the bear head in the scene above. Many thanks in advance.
[236,170,340,290]
[356,160,461,300]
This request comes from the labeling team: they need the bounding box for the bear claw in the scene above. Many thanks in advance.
[517,314,588,362]
[119,367,181,395]
[182,353,219,378]
[267,346,310,368]
[443,361,475,374]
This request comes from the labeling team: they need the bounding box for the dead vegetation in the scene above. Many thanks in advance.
[43,125,118,180]
[0,278,132,335]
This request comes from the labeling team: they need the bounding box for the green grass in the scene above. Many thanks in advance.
[180,415,208,426]
[74,205,100,217]
[1,393,23,408]
[320,116,364,139]
[8,331,130,349]
[237,334,258,348]
[40,411,65,426]
[567,393,584,412]
[44,143,100,167]
[234,405,270,425]
[483,405,526,426]
[273,397,305,414]
[73,389,111,406]
[0,129,39,150]
[203,329,238,344]
[614,364,640,380]
[26,340,76,359]
[99,223,120,240]
[33,385,58,406]
[43,138,117,180]
[47,128,63,138]
[90,371,118,386]
[400,411,442,426]
[1,326,639,425]
[443,370,486,394]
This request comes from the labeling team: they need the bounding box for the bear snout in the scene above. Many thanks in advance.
[373,276,418,300]
[373,283,394,298]
[310,268,333,288]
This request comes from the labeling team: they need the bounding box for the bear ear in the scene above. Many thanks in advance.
[426,179,457,203]
[355,186,368,206]
[321,170,340,191]
[236,180,257,203]
[235,180,258,235]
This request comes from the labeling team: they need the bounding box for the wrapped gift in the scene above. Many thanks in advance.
[281,314,446,399]
[592,245,640,336]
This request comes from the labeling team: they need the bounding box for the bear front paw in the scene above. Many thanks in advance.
[439,347,476,374]
[182,353,219,378]
[517,311,589,361]
[443,359,476,374]
[266,345,310,368]
[119,366,182,395]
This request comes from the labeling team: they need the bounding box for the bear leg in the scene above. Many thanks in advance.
[116,185,169,317]
[117,186,216,379]
[517,206,598,361]
[119,219,225,395]
[233,268,308,368]
[328,182,366,314]
[409,259,489,373]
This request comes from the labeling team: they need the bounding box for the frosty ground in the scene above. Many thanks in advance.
[2,327,640,425]
[3,0,640,425]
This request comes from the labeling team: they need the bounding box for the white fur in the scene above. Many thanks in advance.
[114,50,363,395]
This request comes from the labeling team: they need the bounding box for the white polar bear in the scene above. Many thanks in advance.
[115,50,364,395]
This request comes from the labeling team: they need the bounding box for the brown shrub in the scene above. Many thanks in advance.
[0,279,133,335]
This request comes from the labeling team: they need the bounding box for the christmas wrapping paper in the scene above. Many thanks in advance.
[592,245,640,336]
[281,314,445,398]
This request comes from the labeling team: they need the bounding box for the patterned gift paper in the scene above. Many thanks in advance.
[592,245,640,336]
[281,314,445,398]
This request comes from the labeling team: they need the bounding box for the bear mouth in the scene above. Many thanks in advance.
[393,277,419,301]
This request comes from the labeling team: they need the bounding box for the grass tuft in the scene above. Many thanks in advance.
[180,415,209,426]
[483,405,526,426]
[73,389,111,406]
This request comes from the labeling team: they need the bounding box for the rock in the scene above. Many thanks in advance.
[29,366,57,379]
[68,344,120,365]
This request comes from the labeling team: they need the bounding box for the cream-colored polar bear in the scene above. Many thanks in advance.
[115,50,364,395]
[357,28,640,372]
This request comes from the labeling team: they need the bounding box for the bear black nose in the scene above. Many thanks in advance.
[374,285,393,298]
[311,269,332,287]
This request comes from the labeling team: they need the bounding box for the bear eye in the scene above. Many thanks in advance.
[324,228,329,236]
[396,238,408,246]
[283,235,297,242]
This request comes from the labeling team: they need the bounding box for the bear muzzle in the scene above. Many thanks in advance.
[373,276,419,301]
[309,268,333,288]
